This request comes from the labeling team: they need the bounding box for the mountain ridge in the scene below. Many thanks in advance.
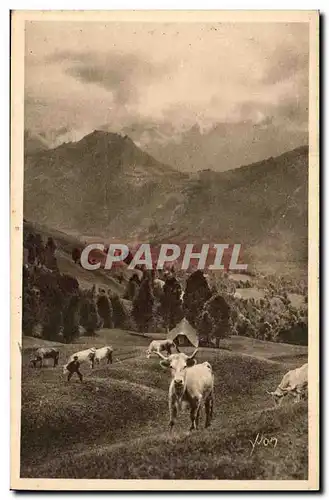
[24,130,308,269]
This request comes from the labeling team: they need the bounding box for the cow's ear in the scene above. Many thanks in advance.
[160,359,170,369]
[186,358,197,367]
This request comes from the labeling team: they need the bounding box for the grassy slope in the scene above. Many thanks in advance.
[20,330,308,480]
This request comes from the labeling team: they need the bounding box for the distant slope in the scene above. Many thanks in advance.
[142,120,308,174]
[23,219,126,294]
[164,146,308,267]
[24,130,187,239]
[24,130,308,268]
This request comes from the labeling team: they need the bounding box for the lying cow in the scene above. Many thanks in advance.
[156,349,214,432]
[146,339,179,359]
[63,347,96,373]
[267,363,308,406]
[30,347,60,368]
[95,346,113,365]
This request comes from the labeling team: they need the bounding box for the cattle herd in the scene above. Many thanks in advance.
[27,340,308,432]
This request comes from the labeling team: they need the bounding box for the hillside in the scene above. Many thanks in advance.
[167,146,308,268]
[24,130,187,241]
[24,130,50,155]
[24,130,308,268]
[20,330,308,480]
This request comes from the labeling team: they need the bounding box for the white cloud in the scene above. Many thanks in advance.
[25,20,309,158]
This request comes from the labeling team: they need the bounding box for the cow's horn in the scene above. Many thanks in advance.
[155,351,168,360]
[266,390,274,396]
[188,348,198,359]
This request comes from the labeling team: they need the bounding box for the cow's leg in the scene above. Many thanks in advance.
[190,397,202,431]
[205,394,214,428]
[276,395,284,407]
[293,390,301,403]
[107,352,113,364]
[169,397,178,432]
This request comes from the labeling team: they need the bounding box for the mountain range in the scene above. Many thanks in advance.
[24,130,308,270]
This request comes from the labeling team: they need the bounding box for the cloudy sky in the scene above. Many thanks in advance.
[25,20,309,169]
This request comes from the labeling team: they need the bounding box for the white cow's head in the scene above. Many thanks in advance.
[29,354,38,368]
[266,387,285,405]
[156,349,198,395]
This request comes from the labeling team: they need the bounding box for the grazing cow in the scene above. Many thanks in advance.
[95,346,113,365]
[30,347,60,368]
[146,339,179,359]
[156,349,214,432]
[267,363,308,406]
[63,347,97,373]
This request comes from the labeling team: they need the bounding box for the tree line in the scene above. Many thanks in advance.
[22,231,307,346]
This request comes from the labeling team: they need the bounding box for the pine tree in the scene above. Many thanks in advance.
[198,311,213,346]
[183,270,212,328]
[63,295,81,343]
[41,284,63,340]
[201,294,231,347]
[34,233,45,266]
[161,276,183,330]
[22,285,39,335]
[80,296,99,336]
[132,277,154,332]
[111,294,130,329]
[124,275,140,301]
[96,294,113,328]
[44,237,58,270]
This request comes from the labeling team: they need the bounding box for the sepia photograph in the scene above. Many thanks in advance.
[10,10,319,490]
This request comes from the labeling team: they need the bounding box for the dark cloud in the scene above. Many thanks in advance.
[46,50,171,106]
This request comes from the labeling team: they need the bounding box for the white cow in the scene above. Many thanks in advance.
[146,339,179,359]
[156,349,214,431]
[95,346,113,365]
[63,347,97,373]
[267,363,308,406]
